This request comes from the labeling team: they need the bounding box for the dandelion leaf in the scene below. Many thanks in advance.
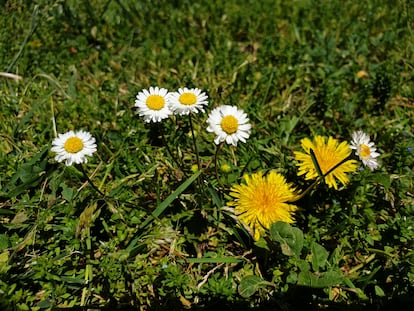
[269,221,304,257]
[238,275,274,298]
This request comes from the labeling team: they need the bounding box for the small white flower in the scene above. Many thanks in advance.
[350,131,380,171]
[206,105,251,146]
[51,130,97,166]
[134,86,172,123]
[168,87,208,115]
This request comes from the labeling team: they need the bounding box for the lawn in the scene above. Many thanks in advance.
[1,0,413,310]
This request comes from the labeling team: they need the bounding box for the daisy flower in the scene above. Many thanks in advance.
[228,171,298,241]
[168,87,208,115]
[206,105,251,146]
[134,86,172,123]
[51,130,97,166]
[294,136,358,190]
[350,131,380,171]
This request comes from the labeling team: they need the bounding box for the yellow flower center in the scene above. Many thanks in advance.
[360,144,371,158]
[179,93,197,106]
[256,189,274,212]
[64,137,84,153]
[221,115,239,134]
[314,149,338,174]
[146,95,165,110]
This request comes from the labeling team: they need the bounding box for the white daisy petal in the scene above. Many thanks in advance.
[134,86,172,123]
[350,130,380,171]
[206,105,251,146]
[168,87,209,115]
[214,136,222,145]
[51,130,97,166]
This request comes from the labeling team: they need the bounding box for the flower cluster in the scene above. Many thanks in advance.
[228,131,381,240]
[51,86,252,167]
[49,84,381,243]
[134,86,208,121]
[133,86,251,147]
[133,86,209,122]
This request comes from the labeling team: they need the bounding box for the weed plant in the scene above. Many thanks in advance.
[1,0,413,310]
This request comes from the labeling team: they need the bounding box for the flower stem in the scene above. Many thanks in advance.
[214,143,224,189]
[290,178,319,202]
[310,148,324,182]
[79,164,106,197]
[80,227,93,306]
[159,122,183,169]
[188,113,207,198]
[188,113,201,170]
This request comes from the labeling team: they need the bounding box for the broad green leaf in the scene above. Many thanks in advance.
[0,250,10,274]
[297,270,343,288]
[297,259,310,273]
[0,234,9,251]
[61,183,76,202]
[368,173,391,189]
[375,285,385,297]
[269,221,304,257]
[311,242,329,271]
[0,250,9,264]
[3,146,49,197]
[254,238,271,251]
[286,272,298,284]
[0,250,12,274]
[11,212,28,224]
[238,275,274,298]
[350,287,369,300]
[37,300,51,308]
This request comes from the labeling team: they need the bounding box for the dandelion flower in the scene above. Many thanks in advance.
[168,87,208,115]
[294,136,358,189]
[228,171,298,241]
[350,131,380,171]
[206,105,251,146]
[134,86,172,123]
[51,130,97,166]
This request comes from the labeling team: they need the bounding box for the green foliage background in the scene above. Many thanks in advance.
[0,0,413,310]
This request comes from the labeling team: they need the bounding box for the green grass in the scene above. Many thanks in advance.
[1,0,413,310]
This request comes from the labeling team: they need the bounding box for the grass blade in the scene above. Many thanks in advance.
[126,170,202,253]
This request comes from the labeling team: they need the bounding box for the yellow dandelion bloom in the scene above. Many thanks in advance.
[294,136,358,189]
[228,171,298,241]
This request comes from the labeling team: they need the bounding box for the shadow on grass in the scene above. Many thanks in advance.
[37,293,414,311]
